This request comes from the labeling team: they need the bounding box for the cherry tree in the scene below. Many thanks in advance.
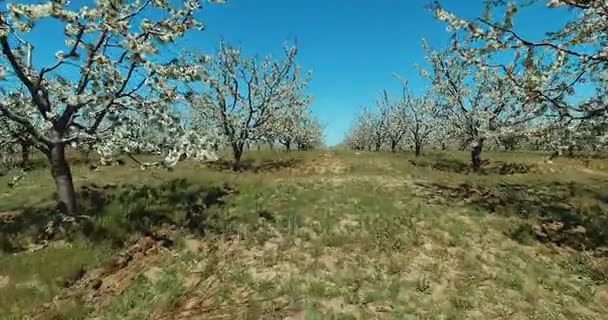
[294,115,324,150]
[269,101,313,151]
[345,102,400,152]
[344,111,375,151]
[431,0,607,151]
[375,90,408,153]
[188,43,311,168]
[0,0,219,214]
[0,115,20,167]
[393,77,438,156]
[420,39,538,171]
[358,106,388,152]
[345,81,439,156]
[274,110,323,151]
[0,98,34,168]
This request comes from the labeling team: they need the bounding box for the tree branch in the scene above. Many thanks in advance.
[0,101,52,146]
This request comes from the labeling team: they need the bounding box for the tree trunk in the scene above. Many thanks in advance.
[232,143,244,171]
[391,141,397,153]
[471,139,483,173]
[20,142,30,169]
[48,142,77,214]
[82,150,91,165]
[285,140,291,152]
[415,142,422,157]
[375,142,381,152]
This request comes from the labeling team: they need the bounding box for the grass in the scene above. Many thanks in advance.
[0,243,109,319]
[1,149,608,319]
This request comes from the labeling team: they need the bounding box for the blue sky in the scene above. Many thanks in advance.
[15,0,575,146]
[192,0,573,145]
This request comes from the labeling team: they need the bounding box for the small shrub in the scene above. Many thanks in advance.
[509,221,537,245]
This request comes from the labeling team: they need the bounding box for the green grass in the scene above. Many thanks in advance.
[0,243,109,319]
[1,149,608,319]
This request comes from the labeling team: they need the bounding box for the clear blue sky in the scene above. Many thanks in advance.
[18,0,574,146]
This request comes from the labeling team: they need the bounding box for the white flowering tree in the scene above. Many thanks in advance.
[393,77,438,156]
[273,110,323,151]
[375,90,408,153]
[0,93,34,168]
[188,43,311,169]
[432,0,607,151]
[0,114,20,167]
[344,111,375,151]
[269,101,308,151]
[294,114,324,150]
[359,106,388,152]
[420,39,540,171]
[345,81,439,156]
[0,0,220,214]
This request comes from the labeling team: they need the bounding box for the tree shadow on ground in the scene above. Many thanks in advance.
[208,158,302,173]
[419,181,608,252]
[409,157,535,175]
[0,179,236,253]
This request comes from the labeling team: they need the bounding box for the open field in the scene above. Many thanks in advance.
[1,150,608,319]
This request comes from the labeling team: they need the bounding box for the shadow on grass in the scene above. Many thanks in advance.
[421,181,608,252]
[409,157,535,175]
[208,158,302,173]
[0,178,235,253]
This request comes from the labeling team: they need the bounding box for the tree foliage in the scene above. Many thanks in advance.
[0,0,220,213]
[188,42,319,167]
[432,0,607,151]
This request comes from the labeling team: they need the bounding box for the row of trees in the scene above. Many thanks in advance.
[1,0,605,212]
[344,78,436,157]
[0,0,321,214]
[345,0,607,171]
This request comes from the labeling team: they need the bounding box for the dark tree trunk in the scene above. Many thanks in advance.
[415,142,422,157]
[390,141,397,153]
[20,142,30,169]
[285,140,291,152]
[232,142,244,171]
[471,139,483,173]
[48,142,77,214]
[82,150,91,164]
[375,142,381,152]
[441,142,446,151]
